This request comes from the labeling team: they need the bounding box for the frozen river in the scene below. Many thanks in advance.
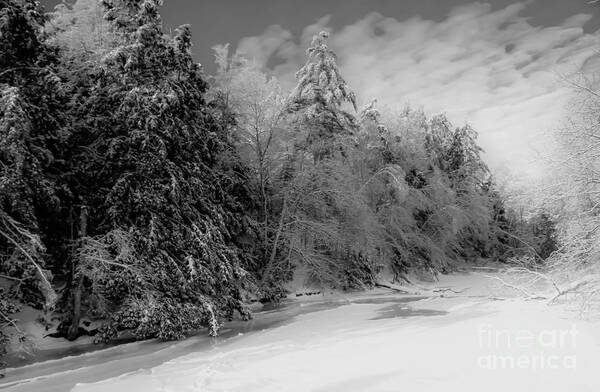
[2,274,600,392]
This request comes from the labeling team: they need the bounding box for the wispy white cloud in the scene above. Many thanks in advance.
[232,2,600,178]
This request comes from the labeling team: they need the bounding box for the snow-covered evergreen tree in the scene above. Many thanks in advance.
[290,31,356,113]
[288,31,358,162]
[0,0,60,359]
[58,0,255,340]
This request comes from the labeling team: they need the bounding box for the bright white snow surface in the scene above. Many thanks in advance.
[3,273,600,392]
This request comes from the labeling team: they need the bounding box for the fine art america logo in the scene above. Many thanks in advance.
[477,324,578,370]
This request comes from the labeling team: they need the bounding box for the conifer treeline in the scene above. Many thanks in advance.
[0,0,554,355]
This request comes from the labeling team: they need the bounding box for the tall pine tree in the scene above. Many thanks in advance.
[59,0,254,340]
[287,31,358,162]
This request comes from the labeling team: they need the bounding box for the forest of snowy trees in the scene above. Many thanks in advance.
[0,0,567,363]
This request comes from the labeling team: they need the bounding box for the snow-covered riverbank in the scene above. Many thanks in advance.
[3,272,600,392]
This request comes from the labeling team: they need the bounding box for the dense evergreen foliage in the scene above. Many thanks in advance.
[0,0,555,361]
[0,0,62,360]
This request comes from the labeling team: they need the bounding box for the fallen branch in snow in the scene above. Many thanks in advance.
[374,282,469,296]
[475,272,548,300]
[461,266,500,272]
[374,283,419,295]
[476,267,600,306]
[295,291,321,297]
[375,283,409,293]
[432,287,469,294]
[0,310,24,335]
[504,268,600,305]
[505,267,562,297]
[548,275,600,304]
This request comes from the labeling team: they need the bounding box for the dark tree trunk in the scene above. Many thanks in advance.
[67,206,87,341]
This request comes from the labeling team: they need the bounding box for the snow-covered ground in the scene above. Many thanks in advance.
[3,272,600,392]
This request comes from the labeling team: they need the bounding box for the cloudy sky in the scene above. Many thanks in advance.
[43,0,600,177]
